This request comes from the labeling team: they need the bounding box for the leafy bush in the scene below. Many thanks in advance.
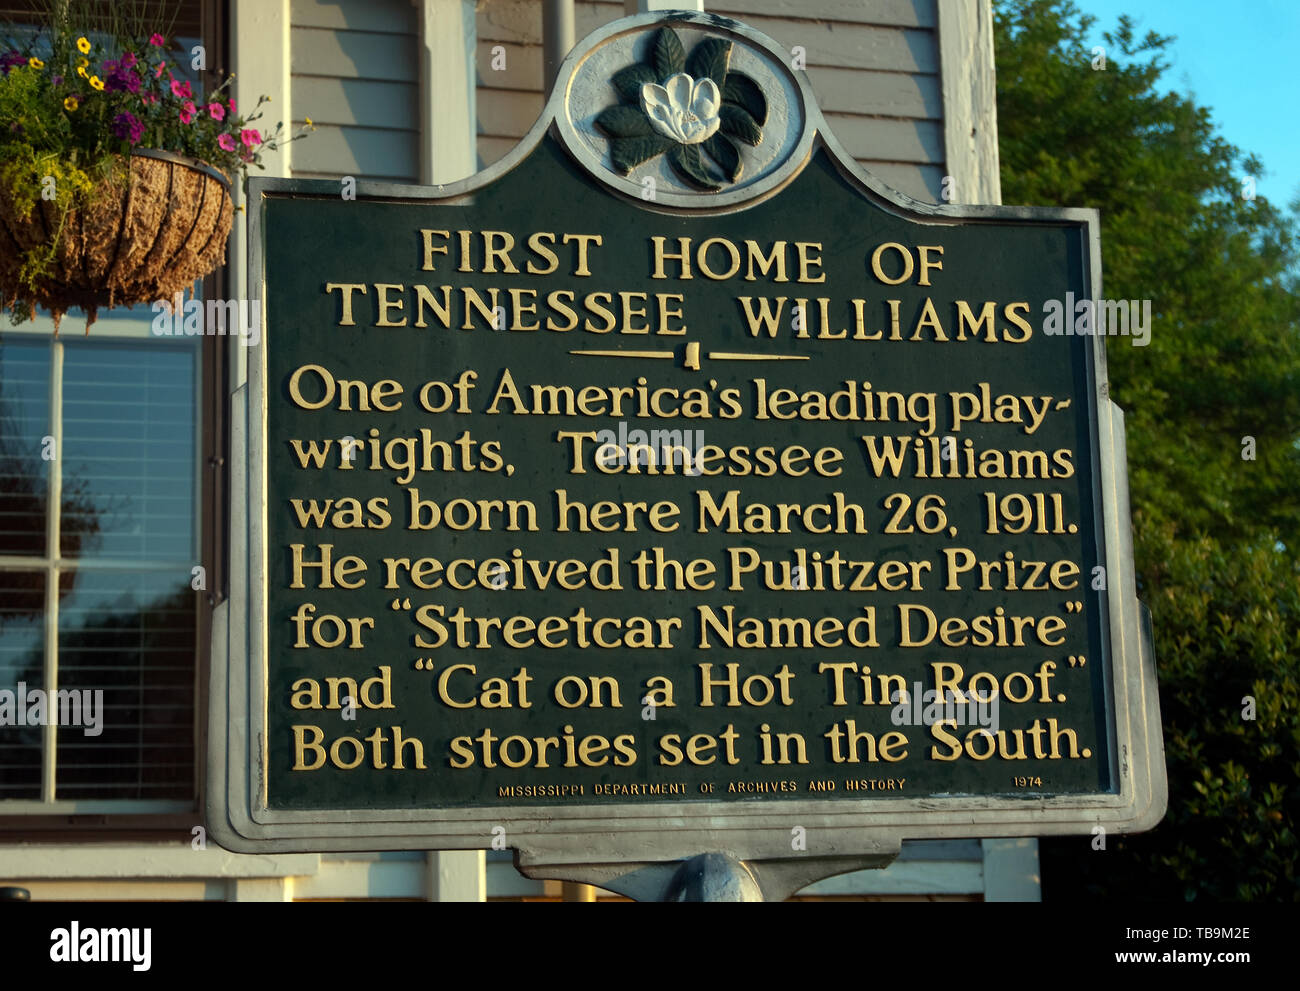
[1120,524,1298,901]
[994,0,1300,901]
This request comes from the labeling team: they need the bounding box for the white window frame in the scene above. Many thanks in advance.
[0,314,204,814]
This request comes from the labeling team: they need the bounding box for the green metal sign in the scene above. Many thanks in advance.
[209,12,1165,871]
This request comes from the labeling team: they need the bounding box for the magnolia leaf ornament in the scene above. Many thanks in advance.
[596,26,767,191]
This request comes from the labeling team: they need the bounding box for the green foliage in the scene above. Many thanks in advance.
[0,144,105,290]
[719,104,762,146]
[723,73,767,127]
[1052,524,1299,900]
[704,133,740,183]
[0,3,314,323]
[652,26,685,80]
[610,63,656,103]
[668,143,720,191]
[995,0,1300,549]
[595,105,653,138]
[993,0,1300,901]
[1150,529,1299,901]
[608,134,672,175]
[686,37,732,88]
[0,28,282,178]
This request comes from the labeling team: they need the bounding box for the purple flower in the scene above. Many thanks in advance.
[0,51,25,75]
[112,112,146,144]
[105,63,141,93]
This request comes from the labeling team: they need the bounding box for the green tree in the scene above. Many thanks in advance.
[993,0,1299,900]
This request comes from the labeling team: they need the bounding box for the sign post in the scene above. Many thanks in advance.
[209,11,1165,900]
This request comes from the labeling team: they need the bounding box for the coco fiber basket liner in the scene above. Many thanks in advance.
[0,149,233,331]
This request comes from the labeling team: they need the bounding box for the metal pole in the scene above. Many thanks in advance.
[543,0,576,94]
[420,0,477,184]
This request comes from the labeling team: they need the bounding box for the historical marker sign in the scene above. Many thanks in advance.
[209,12,1165,872]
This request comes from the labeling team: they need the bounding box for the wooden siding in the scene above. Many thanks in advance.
[289,0,420,182]
[474,0,945,201]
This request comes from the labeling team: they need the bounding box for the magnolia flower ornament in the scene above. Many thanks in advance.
[640,73,720,145]
[595,27,767,190]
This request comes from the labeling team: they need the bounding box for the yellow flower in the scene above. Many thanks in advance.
[78,57,88,67]
[304,116,313,126]
[89,74,103,90]
[77,66,87,78]
[76,37,91,54]
[28,57,44,69]
[64,95,79,111]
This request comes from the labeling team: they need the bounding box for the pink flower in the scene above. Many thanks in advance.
[240,128,261,147]
[207,101,225,121]
[169,78,192,99]
[154,62,166,78]
[149,33,165,46]
[179,99,196,123]
[227,97,236,115]
[217,133,236,152]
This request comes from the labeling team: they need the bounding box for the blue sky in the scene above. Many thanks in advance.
[1078,0,1300,209]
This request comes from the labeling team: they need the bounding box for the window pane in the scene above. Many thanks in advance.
[0,337,50,556]
[0,2,203,36]
[54,569,195,800]
[0,570,45,799]
[60,342,196,561]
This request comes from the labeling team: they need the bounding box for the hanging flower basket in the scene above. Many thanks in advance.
[0,8,313,332]
[0,149,233,329]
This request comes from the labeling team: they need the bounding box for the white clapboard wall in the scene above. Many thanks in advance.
[477,0,945,201]
[283,0,946,200]
[288,0,421,182]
